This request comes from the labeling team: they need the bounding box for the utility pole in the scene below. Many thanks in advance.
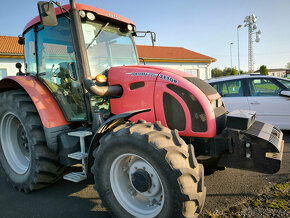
[230,42,234,72]
[244,14,261,72]
[237,25,242,75]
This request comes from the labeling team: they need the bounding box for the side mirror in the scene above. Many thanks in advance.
[37,1,58,26]
[280,90,290,97]
[133,31,156,47]
[16,63,25,76]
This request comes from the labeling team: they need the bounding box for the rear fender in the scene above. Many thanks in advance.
[0,76,69,128]
[87,108,151,171]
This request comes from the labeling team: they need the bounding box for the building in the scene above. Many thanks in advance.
[0,36,216,80]
[136,45,216,80]
[255,68,289,78]
[0,36,24,79]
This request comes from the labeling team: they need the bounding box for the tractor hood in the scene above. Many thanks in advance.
[108,65,220,101]
[108,65,226,138]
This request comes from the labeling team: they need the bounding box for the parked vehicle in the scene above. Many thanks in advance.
[208,74,290,130]
[0,1,284,217]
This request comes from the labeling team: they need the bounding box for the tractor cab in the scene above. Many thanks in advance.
[23,3,138,122]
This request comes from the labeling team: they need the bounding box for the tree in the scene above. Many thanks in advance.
[231,68,239,75]
[239,69,246,74]
[259,65,268,75]
[286,62,290,69]
[211,68,223,78]
[211,67,241,78]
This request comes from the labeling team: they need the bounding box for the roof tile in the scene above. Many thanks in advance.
[0,36,23,55]
[0,36,215,62]
[136,45,215,61]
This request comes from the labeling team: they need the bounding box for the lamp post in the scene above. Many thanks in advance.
[230,42,234,72]
[237,25,242,75]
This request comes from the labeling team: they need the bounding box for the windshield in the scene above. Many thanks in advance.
[82,20,138,78]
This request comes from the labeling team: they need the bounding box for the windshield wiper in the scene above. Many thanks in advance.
[87,22,110,49]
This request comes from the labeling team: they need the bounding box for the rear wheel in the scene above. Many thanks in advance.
[92,120,206,217]
[0,90,66,192]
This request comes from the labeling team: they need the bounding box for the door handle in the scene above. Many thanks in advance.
[250,102,260,105]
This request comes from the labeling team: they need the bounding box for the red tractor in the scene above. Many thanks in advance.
[0,1,284,217]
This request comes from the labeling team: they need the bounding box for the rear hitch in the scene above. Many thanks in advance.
[218,121,284,174]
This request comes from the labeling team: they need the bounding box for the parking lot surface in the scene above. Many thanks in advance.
[1,131,289,218]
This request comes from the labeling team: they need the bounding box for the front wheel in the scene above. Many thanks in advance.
[92,120,206,217]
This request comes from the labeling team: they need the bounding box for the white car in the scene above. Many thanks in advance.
[207,74,290,130]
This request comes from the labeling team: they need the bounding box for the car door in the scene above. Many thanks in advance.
[214,79,250,112]
[247,77,290,129]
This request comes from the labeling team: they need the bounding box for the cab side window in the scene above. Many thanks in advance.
[24,29,37,74]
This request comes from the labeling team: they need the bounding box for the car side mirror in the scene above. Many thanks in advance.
[280,90,290,97]
[37,1,58,26]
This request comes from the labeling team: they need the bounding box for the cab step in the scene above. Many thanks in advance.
[63,130,92,183]
[68,151,88,160]
[63,172,87,183]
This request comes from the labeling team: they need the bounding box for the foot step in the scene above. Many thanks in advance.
[68,152,88,160]
[63,172,87,183]
[63,131,92,183]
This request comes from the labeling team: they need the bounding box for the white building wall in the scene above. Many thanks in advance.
[0,58,213,80]
[144,61,212,80]
[0,58,24,78]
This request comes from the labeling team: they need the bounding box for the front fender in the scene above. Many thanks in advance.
[87,108,151,170]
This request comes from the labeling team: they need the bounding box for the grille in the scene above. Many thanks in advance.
[167,84,207,132]
[163,92,186,131]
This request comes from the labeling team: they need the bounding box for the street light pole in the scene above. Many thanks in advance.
[230,42,234,72]
[237,25,242,75]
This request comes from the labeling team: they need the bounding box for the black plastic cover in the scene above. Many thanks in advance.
[227,110,256,130]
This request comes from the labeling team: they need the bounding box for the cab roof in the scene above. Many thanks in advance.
[23,3,135,33]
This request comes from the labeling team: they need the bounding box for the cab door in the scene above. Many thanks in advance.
[36,16,87,122]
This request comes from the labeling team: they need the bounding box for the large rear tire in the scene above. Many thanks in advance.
[92,120,206,217]
[0,90,66,192]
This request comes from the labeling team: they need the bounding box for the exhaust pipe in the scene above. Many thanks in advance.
[69,0,122,97]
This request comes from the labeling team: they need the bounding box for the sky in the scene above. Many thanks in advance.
[1,0,290,72]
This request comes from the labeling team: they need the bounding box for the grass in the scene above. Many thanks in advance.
[205,181,290,217]
[267,199,289,209]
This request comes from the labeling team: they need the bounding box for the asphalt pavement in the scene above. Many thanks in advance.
[0,131,289,218]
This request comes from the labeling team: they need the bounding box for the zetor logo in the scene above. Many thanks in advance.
[108,13,122,20]
[159,74,178,84]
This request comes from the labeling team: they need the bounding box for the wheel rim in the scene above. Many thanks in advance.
[0,112,30,174]
[110,153,165,217]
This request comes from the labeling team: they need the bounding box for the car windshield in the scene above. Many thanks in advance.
[82,20,138,78]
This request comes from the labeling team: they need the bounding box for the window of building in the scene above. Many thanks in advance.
[0,68,7,79]
[184,69,199,78]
